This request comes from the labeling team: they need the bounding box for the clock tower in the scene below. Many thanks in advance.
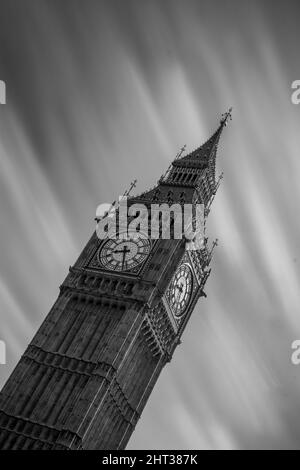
[0,110,231,450]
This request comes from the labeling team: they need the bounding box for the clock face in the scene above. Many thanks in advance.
[98,233,151,272]
[168,264,193,317]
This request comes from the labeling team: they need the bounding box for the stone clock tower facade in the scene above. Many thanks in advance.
[0,111,231,450]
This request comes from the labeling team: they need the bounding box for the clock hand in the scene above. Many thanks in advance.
[114,247,130,254]
[175,286,183,301]
[112,245,131,269]
[121,246,127,270]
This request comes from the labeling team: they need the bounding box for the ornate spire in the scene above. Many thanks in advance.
[220,107,233,127]
[174,107,232,167]
[129,110,231,204]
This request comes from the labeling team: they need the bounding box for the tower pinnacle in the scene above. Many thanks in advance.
[174,107,232,166]
[0,111,230,450]
[220,107,233,127]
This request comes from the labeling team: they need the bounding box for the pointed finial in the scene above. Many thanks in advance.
[123,179,138,198]
[212,238,219,249]
[175,144,187,160]
[208,238,218,263]
[215,171,224,192]
[94,200,116,223]
[129,178,138,193]
[220,107,233,127]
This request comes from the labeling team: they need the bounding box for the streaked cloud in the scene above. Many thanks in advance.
[0,0,299,449]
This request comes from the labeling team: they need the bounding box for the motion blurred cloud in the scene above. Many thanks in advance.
[0,0,300,449]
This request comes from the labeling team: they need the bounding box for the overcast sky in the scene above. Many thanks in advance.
[0,0,300,449]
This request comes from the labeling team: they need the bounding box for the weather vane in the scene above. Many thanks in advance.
[220,107,233,126]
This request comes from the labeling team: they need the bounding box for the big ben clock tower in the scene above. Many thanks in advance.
[0,110,231,450]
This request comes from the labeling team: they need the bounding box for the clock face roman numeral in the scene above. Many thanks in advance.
[98,233,151,272]
[167,264,193,317]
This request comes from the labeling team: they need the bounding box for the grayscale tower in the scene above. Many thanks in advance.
[0,110,231,450]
